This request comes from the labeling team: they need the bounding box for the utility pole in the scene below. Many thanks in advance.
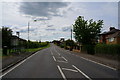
[27,19,37,49]
[28,22,30,42]
[71,29,72,40]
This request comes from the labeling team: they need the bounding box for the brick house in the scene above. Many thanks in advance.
[11,35,27,49]
[99,27,120,44]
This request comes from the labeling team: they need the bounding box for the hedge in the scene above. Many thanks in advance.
[95,44,120,55]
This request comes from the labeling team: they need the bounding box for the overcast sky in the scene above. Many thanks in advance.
[1,0,119,41]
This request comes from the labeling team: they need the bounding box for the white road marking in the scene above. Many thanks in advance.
[65,50,117,71]
[80,57,117,71]
[72,65,92,80]
[50,49,53,55]
[62,56,68,62]
[0,51,40,78]
[54,47,60,55]
[57,65,67,80]
[57,60,68,63]
[52,56,56,62]
[62,68,78,73]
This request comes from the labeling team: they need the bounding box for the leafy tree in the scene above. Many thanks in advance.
[73,16,103,54]
[65,39,75,51]
[2,27,12,55]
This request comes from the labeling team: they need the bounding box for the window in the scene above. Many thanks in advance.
[108,38,115,42]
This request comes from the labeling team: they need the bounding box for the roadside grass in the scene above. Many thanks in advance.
[1,43,50,58]
[25,43,50,52]
[0,49,2,58]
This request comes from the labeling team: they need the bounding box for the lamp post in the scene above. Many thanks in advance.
[27,21,30,49]
[27,20,37,48]
[71,29,72,40]
[71,25,73,40]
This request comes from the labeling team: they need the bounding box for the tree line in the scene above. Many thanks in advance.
[1,26,49,55]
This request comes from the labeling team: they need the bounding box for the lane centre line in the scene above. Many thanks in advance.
[52,56,57,62]
[57,60,68,63]
[57,65,67,80]
[54,47,60,56]
[62,68,78,73]
[62,56,68,62]
[50,49,53,55]
[72,65,92,80]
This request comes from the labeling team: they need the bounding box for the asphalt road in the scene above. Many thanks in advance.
[1,43,119,79]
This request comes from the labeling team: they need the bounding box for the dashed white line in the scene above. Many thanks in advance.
[54,47,61,55]
[72,65,92,80]
[57,65,67,80]
[62,68,78,73]
[52,56,56,62]
[58,53,60,56]
[57,60,68,63]
[50,50,53,55]
[62,56,68,62]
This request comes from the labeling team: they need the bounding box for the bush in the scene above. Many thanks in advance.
[39,42,48,47]
[25,41,49,49]
[95,44,120,55]
[82,45,95,55]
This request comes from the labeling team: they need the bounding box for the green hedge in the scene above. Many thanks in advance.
[95,44,120,55]
[81,45,95,55]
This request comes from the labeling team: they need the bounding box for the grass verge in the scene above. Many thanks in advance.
[25,43,50,52]
[1,43,50,58]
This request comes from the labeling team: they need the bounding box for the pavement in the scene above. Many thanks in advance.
[1,43,119,79]
[2,52,33,69]
[70,49,119,70]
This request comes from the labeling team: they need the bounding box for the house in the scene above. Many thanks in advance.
[11,35,19,47]
[60,38,65,42]
[11,35,27,49]
[99,27,120,44]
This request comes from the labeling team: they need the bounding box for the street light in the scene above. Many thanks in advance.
[71,24,74,40]
[28,19,37,41]
[27,19,37,49]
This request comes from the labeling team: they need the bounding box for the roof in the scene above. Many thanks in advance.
[11,35,18,39]
[107,31,120,38]
[11,35,27,41]
[100,28,120,35]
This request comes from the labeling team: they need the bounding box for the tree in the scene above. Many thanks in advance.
[65,39,75,51]
[2,27,12,55]
[73,16,103,54]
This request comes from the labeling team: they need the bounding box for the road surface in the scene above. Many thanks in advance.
[1,43,119,79]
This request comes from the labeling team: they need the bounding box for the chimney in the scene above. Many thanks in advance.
[110,27,115,31]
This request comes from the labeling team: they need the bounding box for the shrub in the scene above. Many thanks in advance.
[95,44,120,55]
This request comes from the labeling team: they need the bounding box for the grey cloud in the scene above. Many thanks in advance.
[62,26,71,32]
[20,28,36,33]
[20,2,69,18]
[34,17,50,21]
[52,32,59,35]
[118,2,120,29]
[45,28,56,31]
[47,25,54,27]
[19,29,27,33]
